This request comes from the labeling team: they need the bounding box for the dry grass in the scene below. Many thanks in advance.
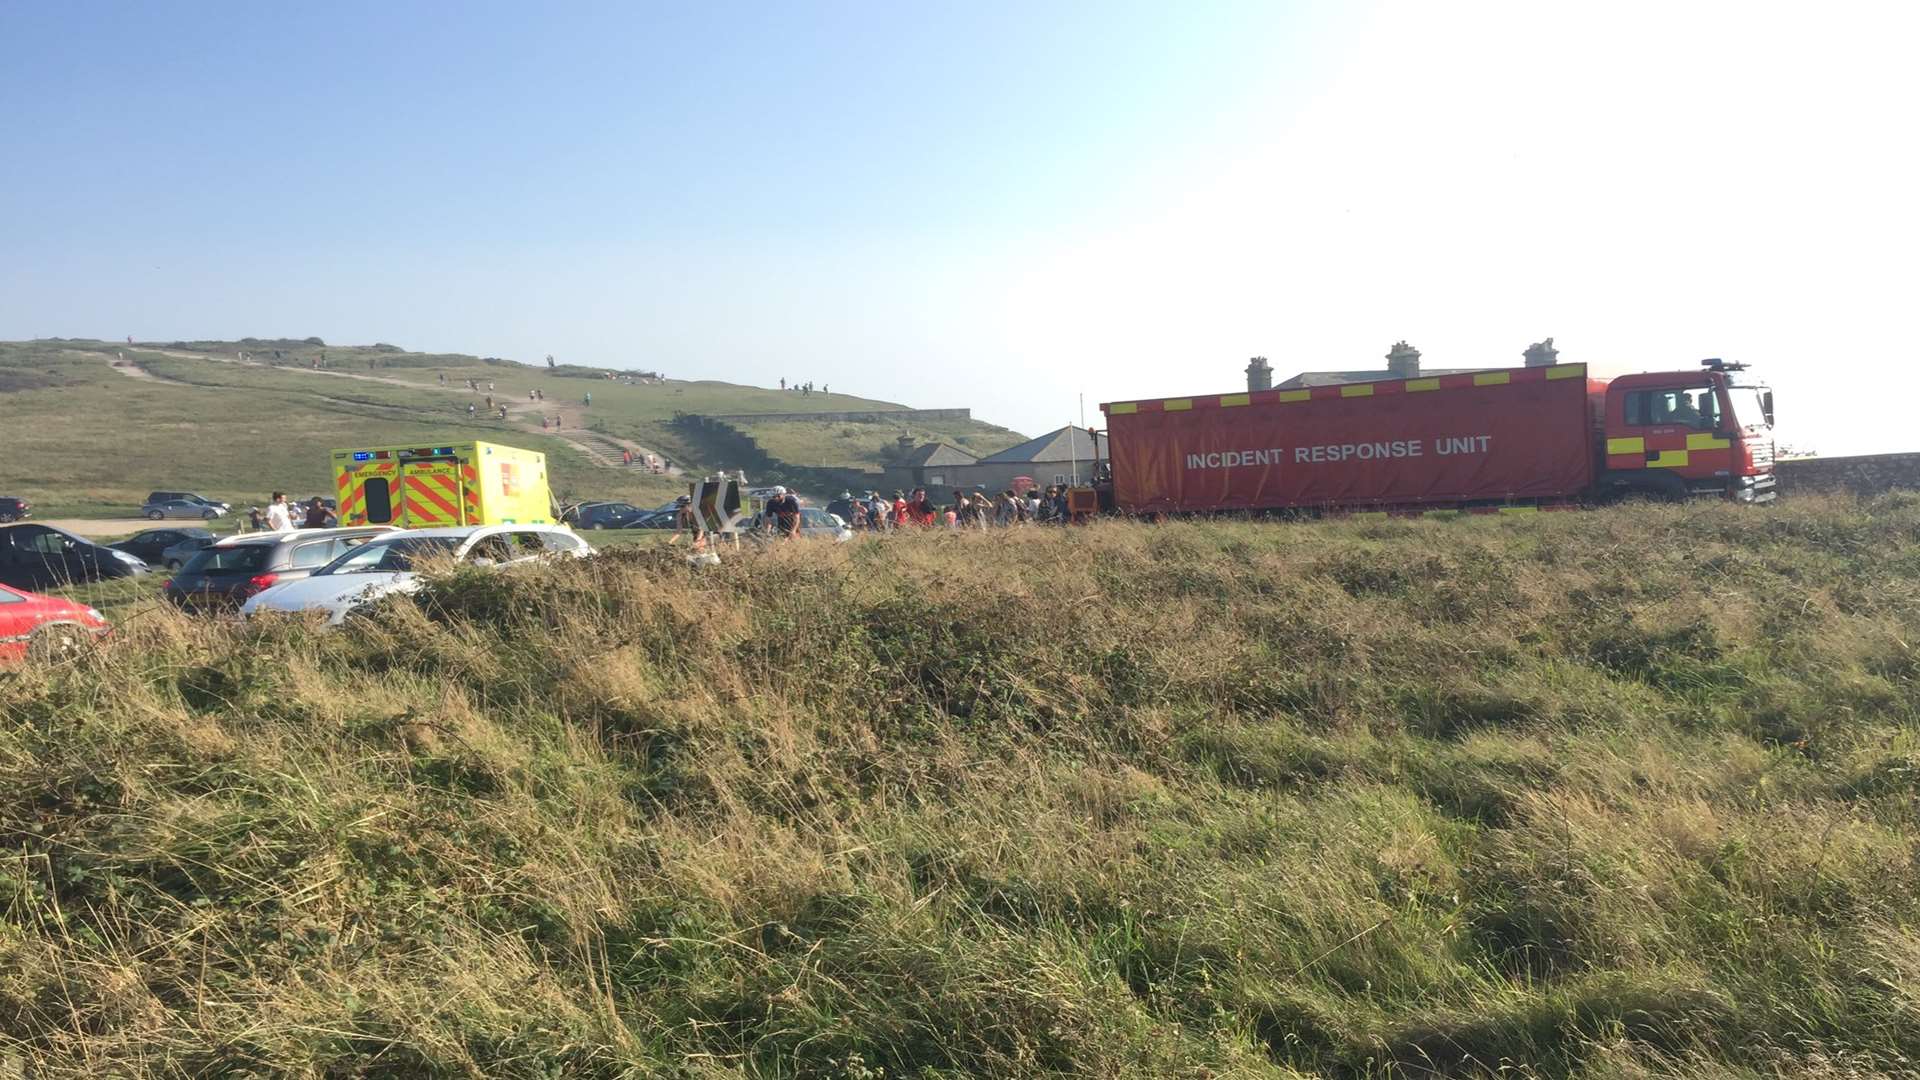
[4,493,1920,1077]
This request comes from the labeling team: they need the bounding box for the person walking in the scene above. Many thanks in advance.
[246,506,266,532]
[301,497,333,529]
[584,392,592,407]
[468,403,476,418]
[767,486,802,538]
[265,492,294,532]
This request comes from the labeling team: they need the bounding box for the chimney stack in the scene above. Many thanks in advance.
[1245,356,1273,392]
[1386,341,1421,379]
[1523,337,1559,368]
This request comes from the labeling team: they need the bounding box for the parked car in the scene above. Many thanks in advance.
[740,507,853,542]
[160,533,222,569]
[0,582,110,663]
[241,524,593,625]
[111,527,215,566]
[145,491,230,512]
[620,509,679,530]
[0,497,29,523]
[143,499,226,521]
[165,527,397,612]
[0,523,150,590]
[563,501,646,530]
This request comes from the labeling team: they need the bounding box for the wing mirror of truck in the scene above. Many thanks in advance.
[1762,391,1774,426]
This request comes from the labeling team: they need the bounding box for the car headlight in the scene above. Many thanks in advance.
[112,550,142,564]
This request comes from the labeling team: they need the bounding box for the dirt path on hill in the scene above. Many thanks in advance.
[127,347,680,476]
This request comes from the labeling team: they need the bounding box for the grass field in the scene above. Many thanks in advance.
[733,416,1026,469]
[0,338,1018,515]
[6,494,1920,1077]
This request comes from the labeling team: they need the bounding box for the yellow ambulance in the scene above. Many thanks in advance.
[329,441,556,528]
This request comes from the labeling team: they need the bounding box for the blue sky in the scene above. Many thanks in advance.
[4,1,1916,452]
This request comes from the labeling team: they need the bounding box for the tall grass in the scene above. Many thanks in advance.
[4,494,1920,1077]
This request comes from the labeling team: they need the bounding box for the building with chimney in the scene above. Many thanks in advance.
[1268,341,1481,391]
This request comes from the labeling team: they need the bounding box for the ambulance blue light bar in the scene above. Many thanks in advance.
[353,452,372,461]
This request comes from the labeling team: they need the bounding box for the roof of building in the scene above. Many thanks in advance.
[898,442,978,468]
[1275,368,1482,389]
[975,425,1107,465]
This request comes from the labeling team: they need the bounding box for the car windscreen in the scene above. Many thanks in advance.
[182,545,272,574]
[316,536,460,575]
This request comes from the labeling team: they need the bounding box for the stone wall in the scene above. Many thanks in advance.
[1775,453,1920,495]
[701,408,972,424]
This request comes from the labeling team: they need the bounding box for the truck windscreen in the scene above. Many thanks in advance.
[1729,386,1770,428]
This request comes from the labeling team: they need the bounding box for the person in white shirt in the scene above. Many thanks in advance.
[264,492,294,532]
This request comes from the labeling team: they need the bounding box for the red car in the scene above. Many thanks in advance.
[0,583,109,662]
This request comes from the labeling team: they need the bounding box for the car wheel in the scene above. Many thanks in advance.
[147,510,164,519]
[590,522,605,530]
[203,510,219,519]
[26,624,94,665]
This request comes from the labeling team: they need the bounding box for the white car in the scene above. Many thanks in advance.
[239,524,592,625]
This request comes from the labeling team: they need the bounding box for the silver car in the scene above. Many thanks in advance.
[142,499,227,521]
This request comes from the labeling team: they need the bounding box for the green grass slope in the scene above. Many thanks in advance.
[6,494,1920,1077]
[733,416,1027,469]
[1,339,1018,512]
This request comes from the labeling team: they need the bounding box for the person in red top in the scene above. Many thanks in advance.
[890,490,909,527]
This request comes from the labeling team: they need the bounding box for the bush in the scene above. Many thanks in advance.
[5,495,1920,1076]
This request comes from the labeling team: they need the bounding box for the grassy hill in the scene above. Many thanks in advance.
[6,494,1920,1076]
[732,415,1027,470]
[0,338,1019,514]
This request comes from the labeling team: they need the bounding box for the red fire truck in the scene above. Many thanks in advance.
[1094,360,1775,515]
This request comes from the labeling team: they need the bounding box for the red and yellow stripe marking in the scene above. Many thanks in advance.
[1102,363,1586,416]
[403,472,462,526]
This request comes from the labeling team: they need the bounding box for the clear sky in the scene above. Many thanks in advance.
[3,1,1915,453]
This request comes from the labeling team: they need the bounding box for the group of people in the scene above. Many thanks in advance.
[241,492,337,532]
[825,485,1074,531]
[777,378,827,395]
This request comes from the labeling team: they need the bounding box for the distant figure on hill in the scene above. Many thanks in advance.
[535,388,543,401]
[438,372,446,385]
[498,406,508,420]
[541,416,549,430]
[546,355,555,368]
[584,392,592,407]
[468,403,476,418]
[779,377,786,390]
[822,384,828,394]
